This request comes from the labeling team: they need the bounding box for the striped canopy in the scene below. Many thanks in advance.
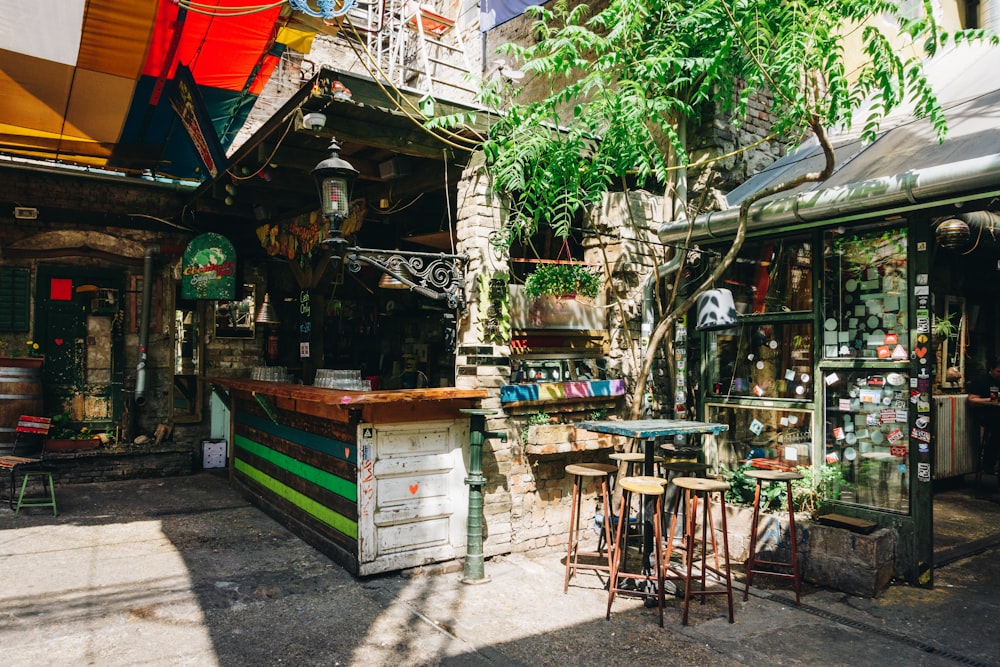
[0,0,309,181]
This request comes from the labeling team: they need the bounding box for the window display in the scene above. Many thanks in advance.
[707,322,814,399]
[723,237,812,314]
[823,227,909,360]
[823,369,910,512]
[706,404,813,471]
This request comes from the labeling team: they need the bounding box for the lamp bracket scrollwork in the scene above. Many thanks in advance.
[343,247,467,310]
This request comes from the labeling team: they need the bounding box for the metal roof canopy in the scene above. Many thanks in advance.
[659,44,1000,243]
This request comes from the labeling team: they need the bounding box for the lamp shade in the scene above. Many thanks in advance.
[312,138,358,222]
[254,293,280,325]
[935,218,972,250]
[378,272,409,289]
[695,288,739,331]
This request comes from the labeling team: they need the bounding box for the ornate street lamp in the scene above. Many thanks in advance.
[312,138,358,258]
[315,140,468,310]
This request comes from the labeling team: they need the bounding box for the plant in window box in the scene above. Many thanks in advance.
[44,411,102,451]
[0,338,43,367]
[523,264,601,300]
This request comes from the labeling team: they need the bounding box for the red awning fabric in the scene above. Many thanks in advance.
[0,0,301,180]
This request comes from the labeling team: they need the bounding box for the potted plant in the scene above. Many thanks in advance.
[43,411,102,451]
[0,338,43,367]
[523,263,601,300]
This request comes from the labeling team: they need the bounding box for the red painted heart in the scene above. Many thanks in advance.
[409,483,419,495]
[54,338,64,345]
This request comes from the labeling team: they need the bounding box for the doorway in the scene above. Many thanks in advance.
[35,266,125,432]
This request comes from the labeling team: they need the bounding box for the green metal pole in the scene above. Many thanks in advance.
[460,408,505,584]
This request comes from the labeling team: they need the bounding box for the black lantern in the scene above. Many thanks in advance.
[312,138,358,229]
[314,137,468,310]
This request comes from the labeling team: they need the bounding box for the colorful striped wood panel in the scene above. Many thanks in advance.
[232,397,359,569]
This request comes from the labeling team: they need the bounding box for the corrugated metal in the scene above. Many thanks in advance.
[933,394,979,479]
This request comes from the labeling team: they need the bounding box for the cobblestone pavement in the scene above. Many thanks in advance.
[1,472,997,666]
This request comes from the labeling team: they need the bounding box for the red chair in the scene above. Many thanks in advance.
[0,416,56,515]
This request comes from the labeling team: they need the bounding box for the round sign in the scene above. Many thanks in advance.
[844,447,857,461]
[845,279,858,292]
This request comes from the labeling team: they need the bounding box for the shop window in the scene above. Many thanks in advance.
[706,322,814,400]
[823,368,911,513]
[705,403,814,471]
[723,237,812,314]
[0,267,30,332]
[823,227,909,360]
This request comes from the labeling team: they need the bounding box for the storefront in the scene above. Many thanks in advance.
[660,133,1000,586]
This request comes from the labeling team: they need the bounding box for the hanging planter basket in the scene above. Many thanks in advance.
[523,263,601,301]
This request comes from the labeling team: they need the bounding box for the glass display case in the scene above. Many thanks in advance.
[823,227,909,360]
[706,403,814,471]
[706,322,814,399]
[823,369,910,512]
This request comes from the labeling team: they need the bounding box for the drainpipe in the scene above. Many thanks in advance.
[134,245,160,407]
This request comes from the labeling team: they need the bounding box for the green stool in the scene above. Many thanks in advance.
[15,469,57,516]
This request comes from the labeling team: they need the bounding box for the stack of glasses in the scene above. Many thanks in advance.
[251,366,292,382]
[314,369,371,391]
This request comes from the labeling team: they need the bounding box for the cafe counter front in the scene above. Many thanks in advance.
[207,378,487,575]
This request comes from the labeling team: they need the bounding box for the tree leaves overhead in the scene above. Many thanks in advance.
[483,0,997,247]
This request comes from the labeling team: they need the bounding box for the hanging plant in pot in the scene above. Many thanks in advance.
[523,264,601,301]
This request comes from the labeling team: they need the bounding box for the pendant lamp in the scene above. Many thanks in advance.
[695,288,739,331]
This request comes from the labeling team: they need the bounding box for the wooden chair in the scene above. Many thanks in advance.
[0,415,56,515]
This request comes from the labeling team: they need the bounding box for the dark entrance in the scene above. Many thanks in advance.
[35,266,125,433]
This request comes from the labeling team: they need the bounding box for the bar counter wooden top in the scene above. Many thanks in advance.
[206,377,488,410]
[207,377,489,425]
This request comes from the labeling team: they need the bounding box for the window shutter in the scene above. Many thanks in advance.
[0,267,30,332]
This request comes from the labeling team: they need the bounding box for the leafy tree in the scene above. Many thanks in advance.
[459,0,995,417]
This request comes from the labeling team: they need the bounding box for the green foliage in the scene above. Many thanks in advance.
[526,411,552,425]
[724,463,849,516]
[477,0,997,253]
[49,411,93,440]
[523,263,601,299]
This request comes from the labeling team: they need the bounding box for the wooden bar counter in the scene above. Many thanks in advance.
[207,378,488,575]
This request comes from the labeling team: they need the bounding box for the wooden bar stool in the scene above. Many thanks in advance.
[743,469,803,604]
[610,451,664,478]
[667,476,734,625]
[564,462,618,592]
[606,475,667,626]
[661,461,710,550]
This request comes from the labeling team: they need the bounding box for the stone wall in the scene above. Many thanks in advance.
[42,446,195,485]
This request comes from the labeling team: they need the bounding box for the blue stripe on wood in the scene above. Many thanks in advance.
[235,434,357,503]
[235,458,358,540]
[236,411,356,462]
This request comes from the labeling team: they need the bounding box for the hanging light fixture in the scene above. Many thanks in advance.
[379,272,410,289]
[315,141,469,309]
[935,218,972,250]
[254,293,280,325]
[695,288,740,331]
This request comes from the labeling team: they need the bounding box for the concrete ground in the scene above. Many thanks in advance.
[1,471,998,667]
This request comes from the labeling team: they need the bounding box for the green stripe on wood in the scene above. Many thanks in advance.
[235,458,358,539]
[235,434,357,502]
[237,411,356,462]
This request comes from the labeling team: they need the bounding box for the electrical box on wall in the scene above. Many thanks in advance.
[202,439,227,468]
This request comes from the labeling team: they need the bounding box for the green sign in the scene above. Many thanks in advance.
[181,233,236,300]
